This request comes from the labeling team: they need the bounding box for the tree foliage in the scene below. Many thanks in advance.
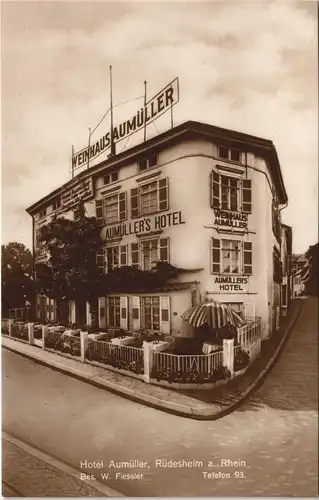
[1,242,34,314]
[35,203,102,302]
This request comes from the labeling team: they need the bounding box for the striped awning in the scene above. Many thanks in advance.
[181,301,246,329]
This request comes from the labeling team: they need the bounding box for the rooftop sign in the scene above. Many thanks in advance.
[72,77,179,172]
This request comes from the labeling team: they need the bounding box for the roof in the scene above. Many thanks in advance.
[26,120,288,214]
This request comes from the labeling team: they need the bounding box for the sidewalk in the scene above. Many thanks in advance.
[1,300,303,420]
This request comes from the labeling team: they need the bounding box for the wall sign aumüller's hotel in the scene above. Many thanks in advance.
[214,276,249,291]
[102,210,185,240]
[72,78,179,171]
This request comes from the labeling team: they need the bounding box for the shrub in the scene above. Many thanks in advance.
[234,348,250,371]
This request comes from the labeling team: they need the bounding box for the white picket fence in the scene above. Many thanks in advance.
[153,350,223,375]
[236,317,262,361]
[86,339,144,365]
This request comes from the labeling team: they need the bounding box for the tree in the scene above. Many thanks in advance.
[36,202,102,328]
[1,242,35,317]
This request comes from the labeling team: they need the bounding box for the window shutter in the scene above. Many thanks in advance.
[243,303,255,321]
[95,200,104,226]
[211,238,221,273]
[131,243,139,268]
[243,241,252,275]
[131,296,140,331]
[86,301,92,327]
[159,237,169,263]
[160,296,170,334]
[96,248,105,274]
[69,300,76,324]
[98,297,106,329]
[211,172,220,209]
[120,245,128,267]
[242,179,252,213]
[131,188,139,218]
[119,192,127,221]
[158,178,169,211]
[120,296,128,330]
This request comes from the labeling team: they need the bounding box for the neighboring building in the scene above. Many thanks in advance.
[281,224,293,315]
[26,120,289,338]
[291,242,318,298]
[291,253,308,298]
[305,242,318,296]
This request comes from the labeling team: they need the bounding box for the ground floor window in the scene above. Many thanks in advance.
[106,296,120,327]
[222,302,243,317]
[141,296,160,331]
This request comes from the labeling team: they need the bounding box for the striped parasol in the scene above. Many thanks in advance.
[181,301,245,329]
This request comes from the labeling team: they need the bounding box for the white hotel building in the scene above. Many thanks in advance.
[27,120,291,339]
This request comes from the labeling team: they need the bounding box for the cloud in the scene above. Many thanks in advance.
[1,0,317,253]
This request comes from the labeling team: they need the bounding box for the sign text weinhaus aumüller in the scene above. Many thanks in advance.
[72,78,179,170]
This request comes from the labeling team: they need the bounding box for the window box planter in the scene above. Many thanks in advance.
[143,340,170,353]
[111,336,135,346]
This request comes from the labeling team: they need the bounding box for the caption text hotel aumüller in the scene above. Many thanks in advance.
[79,458,248,481]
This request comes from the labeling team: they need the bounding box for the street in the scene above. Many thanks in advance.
[2,297,318,497]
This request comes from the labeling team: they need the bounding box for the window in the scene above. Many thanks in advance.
[282,284,287,307]
[222,302,243,315]
[221,176,239,211]
[52,198,61,211]
[191,290,197,307]
[222,239,240,274]
[272,203,281,242]
[211,172,252,213]
[131,178,168,218]
[96,245,127,274]
[218,146,242,163]
[95,192,127,226]
[35,228,45,256]
[106,297,120,328]
[142,240,158,271]
[211,238,253,275]
[211,173,251,213]
[243,242,252,274]
[104,171,118,185]
[142,297,160,331]
[136,238,169,270]
[131,243,139,268]
[273,249,282,284]
[140,182,158,215]
[138,154,158,172]
[39,208,47,219]
[106,246,119,271]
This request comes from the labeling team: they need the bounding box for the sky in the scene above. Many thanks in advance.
[1,0,318,254]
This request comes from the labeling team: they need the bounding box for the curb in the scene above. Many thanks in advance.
[2,432,124,497]
[2,301,302,421]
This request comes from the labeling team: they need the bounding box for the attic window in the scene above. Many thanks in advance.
[39,208,47,219]
[53,198,61,210]
[218,146,241,163]
[104,171,118,185]
[138,153,158,172]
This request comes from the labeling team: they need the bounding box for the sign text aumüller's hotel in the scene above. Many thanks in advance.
[103,210,185,240]
[72,78,179,171]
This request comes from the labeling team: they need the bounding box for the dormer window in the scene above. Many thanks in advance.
[218,146,241,163]
[104,171,118,185]
[39,207,47,219]
[52,198,61,211]
[138,153,158,172]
